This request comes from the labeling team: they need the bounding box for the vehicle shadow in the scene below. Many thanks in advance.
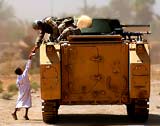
[57,114,160,126]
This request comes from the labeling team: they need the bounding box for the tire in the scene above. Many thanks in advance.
[42,100,59,124]
[126,103,135,118]
[126,99,149,122]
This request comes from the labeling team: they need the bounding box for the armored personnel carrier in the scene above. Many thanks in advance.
[39,18,150,123]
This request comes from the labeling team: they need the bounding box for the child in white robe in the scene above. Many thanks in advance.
[12,53,33,120]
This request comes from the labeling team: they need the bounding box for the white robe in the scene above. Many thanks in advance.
[16,60,32,108]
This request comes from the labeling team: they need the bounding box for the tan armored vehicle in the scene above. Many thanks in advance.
[40,18,150,123]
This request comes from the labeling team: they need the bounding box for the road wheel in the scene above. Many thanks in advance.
[42,100,59,124]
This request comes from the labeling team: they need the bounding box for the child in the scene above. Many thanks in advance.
[12,52,33,120]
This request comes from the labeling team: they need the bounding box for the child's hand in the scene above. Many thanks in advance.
[28,52,33,59]
[31,46,39,53]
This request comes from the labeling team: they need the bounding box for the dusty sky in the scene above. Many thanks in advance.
[7,0,160,21]
[8,0,107,21]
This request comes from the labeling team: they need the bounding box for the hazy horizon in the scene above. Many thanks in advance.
[7,0,107,21]
[7,0,160,21]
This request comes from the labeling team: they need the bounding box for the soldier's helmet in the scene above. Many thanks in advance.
[32,20,43,30]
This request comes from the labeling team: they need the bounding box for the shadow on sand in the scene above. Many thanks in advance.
[56,114,160,126]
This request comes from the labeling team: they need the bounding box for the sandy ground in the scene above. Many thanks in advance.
[0,75,160,126]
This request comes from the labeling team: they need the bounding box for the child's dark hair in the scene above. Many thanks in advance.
[15,67,22,75]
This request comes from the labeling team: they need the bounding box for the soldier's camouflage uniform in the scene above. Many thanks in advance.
[57,24,81,41]
[35,17,59,47]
